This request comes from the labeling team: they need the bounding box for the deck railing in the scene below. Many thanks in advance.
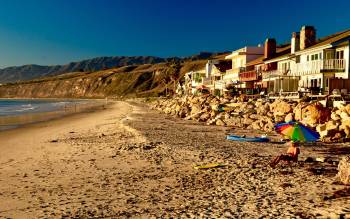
[262,70,287,79]
[214,80,225,89]
[239,70,257,82]
[291,59,345,76]
[202,77,212,86]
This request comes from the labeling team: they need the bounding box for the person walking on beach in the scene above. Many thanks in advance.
[269,141,300,168]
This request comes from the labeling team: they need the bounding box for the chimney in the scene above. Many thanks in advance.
[300,26,316,50]
[291,32,300,54]
[264,38,276,59]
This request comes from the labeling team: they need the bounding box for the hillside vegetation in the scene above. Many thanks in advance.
[0,54,227,98]
[0,52,224,84]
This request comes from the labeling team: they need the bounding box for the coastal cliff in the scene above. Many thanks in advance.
[0,52,222,84]
[0,59,208,98]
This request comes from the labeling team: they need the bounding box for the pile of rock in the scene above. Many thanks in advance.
[316,104,350,142]
[337,156,350,185]
[152,95,295,133]
[151,95,350,142]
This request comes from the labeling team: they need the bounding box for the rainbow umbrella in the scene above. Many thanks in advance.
[274,121,320,142]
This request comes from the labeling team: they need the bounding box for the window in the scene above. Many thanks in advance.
[336,50,344,59]
[307,55,309,61]
[296,55,300,63]
[310,53,321,61]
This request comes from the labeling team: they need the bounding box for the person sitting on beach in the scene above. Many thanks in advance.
[269,141,300,168]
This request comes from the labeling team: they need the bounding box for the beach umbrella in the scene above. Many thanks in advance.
[274,121,320,142]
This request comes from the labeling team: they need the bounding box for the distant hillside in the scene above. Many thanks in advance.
[0,52,225,83]
[0,53,229,99]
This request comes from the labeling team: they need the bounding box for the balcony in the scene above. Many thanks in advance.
[225,67,246,75]
[223,68,241,81]
[239,70,257,82]
[202,78,212,86]
[291,59,345,76]
[262,70,287,80]
[214,80,225,90]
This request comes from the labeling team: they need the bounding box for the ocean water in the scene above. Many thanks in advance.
[0,99,101,131]
[0,99,79,116]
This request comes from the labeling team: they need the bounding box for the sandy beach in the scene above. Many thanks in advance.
[0,100,350,218]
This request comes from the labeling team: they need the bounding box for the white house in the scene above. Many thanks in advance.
[184,60,231,95]
[262,26,350,95]
[288,26,350,94]
[184,69,207,94]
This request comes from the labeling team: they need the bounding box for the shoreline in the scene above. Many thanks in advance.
[0,100,349,218]
[0,98,108,131]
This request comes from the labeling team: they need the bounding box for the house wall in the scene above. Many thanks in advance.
[246,47,264,63]
[278,60,291,73]
[205,60,219,78]
[299,73,323,88]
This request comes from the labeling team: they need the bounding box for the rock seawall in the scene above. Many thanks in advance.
[151,95,350,142]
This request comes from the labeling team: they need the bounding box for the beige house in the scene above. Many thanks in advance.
[224,46,264,89]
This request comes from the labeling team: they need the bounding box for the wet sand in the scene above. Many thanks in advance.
[0,100,350,218]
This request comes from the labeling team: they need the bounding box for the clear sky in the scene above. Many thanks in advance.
[0,0,349,68]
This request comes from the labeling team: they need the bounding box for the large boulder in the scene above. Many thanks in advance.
[339,120,350,138]
[337,156,350,185]
[284,113,294,122]
[326,120,340,132]
[190,104,202,116]
[249,114,260,120]
[250,120,262,130]
[263,119,275,132]
[215,119,226,126]
[274,115,285,123]
[316,120,342,140]
[316,124,328,139]
[343,104,350,115]
[199,112,211,122]
[270,100,292,117]
[256,103,270,115]
[178,107,190,118]
[331,112,341,121]
[339,111,350,121]
[294,103,331,127]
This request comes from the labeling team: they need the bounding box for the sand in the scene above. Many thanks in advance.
[0,100,350,218]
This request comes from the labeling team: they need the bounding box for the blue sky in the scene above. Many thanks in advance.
[0,0,349,68]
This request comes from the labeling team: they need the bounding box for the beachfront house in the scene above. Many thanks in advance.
[261,39,299,94]
[184,69,206,94]
[184,60,231,95]
[223,46,264,92]
[263,26,350,95]
[202,60,232,95]
[288,26,350,94]
[238,56,265,95]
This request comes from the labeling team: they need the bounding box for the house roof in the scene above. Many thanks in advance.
[214,60,232,72]
[297,29,350,52]
[257,45,291,63]
[265,29,350,63]
[246,56,264,66]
